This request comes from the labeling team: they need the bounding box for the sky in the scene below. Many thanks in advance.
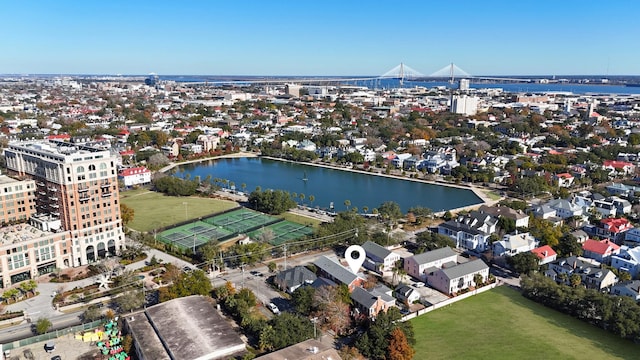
[2,1,640,76]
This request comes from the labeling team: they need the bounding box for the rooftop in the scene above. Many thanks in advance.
[255,337,342,360]
[129,295,246,360]
[0,223,51,246]
[410,247,457,265]
[440,259,489,280]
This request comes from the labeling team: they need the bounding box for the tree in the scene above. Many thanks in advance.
[120,203,135,227]
[556,234,583,257]
[164,269,213,300]
[35,317,52,335]
[388,327,415,360]
[248,189,297,215]
[313,285,351,335]
[147,153,170,168]
[355,308,415,360]
[378,201,403,223]
[267,261,277,273]
[344,199,351,211]
[292,286,315,316]
[83,305,103,322]
[261,312,314,350]
[339,345,365,360]
[443,210,453,221]
[309,195,315,207]
[255,228,275,243]
[198,241,220,270]
[116,289,145,312]
[498,217,516,234]
[415,231,455,252]
[507,252,539,275]
[474,273,484,287]
[569,274,582,288]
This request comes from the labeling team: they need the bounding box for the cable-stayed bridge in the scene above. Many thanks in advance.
[175,63,536,86]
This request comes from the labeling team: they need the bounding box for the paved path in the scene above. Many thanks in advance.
[4,242,194,322]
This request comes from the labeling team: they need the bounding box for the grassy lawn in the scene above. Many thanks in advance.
[120,188,238,232]
[278,212,323,229]
[410,286,637,360]
[485,190,502,201]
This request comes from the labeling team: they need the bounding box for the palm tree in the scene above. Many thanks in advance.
[292,192,298,202]
[241,183,247,193]
[362,206,369,214]
[344,199,351,210]
[255,186,262,192]
[299,193,305,205]
[308,195,315,207]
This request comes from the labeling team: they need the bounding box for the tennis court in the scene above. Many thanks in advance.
[204,208,278,234]
[248,220,314,246]
[158,221,233,250]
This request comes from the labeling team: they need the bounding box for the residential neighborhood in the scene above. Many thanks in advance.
[2,74,640,359]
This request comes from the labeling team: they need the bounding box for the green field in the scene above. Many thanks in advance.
[411,286,637,360]
[120,189,238,232]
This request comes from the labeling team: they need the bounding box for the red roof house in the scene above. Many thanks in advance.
[531,245,557,265]
[582,239,621,264]
[603,160,635,175]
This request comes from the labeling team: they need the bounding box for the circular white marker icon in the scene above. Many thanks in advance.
[345,245,366,274]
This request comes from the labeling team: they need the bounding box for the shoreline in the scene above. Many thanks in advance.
[260,157,503,214]
[158,151,258,173]
[160,152,504,215]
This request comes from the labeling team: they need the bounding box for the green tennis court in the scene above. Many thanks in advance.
[158,221,233,250]
[248,220,314,246]
[204,208,277,234]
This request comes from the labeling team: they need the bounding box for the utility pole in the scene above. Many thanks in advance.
[311,317,318,339]
[283,244,287,271]
[182,202,188,221]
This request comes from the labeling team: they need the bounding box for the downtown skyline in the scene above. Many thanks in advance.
[2,0,640,76]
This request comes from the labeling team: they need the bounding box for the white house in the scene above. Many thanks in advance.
[427,259,489,295]
[404,247,457,282]
[611,246,640,278]
[492,232,538,257]
[544,199,583,219]
[438,211,498,252]
[118,167,151,187]
[361,241,401,274]
[391,153,412,168]
[610,280,640,301]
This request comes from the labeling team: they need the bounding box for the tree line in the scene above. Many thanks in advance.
[521,273,640,342]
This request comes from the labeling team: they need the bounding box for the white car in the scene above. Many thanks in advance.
[267,302,280,314]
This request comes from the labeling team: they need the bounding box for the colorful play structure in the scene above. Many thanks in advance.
[75,318,130,360]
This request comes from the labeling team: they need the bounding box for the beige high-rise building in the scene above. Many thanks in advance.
[0,175,36,225]
[4,140,125,271]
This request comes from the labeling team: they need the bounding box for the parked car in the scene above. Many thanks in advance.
[267,302,280,314]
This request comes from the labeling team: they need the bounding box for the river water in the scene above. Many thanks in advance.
[175,157,482,213]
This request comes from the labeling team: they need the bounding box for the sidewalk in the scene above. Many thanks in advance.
[4,245,194,322]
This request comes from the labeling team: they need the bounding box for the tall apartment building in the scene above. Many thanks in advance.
[451,95,479,116]
[0,175,36,224]
[4,140,125,274]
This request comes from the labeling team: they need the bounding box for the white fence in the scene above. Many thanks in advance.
[401,282,499,322]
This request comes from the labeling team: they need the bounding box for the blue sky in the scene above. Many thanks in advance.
[2,1,639,75]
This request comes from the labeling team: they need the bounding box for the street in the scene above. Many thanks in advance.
[211,249,335,312]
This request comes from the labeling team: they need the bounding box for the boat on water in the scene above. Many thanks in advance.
[302,171,308,181]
